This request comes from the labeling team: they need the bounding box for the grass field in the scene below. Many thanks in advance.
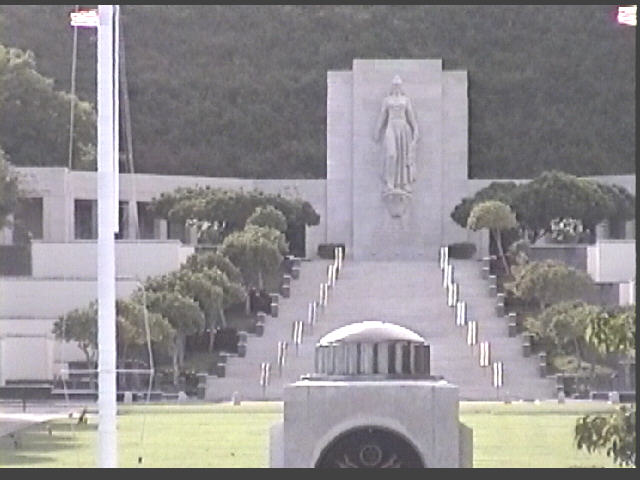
[0,401,624,468]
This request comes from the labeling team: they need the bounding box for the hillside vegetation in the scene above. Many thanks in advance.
[0,5,634,179]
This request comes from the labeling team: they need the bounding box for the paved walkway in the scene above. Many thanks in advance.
[206,258,554,401]
[0,412,70,438]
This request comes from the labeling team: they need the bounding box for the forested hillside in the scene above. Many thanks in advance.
[0,5,635,179]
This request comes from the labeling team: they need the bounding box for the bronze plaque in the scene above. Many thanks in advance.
[315,427,424,468]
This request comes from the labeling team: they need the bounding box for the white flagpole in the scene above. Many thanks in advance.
[113,5,120,233]
[97,4,117,468]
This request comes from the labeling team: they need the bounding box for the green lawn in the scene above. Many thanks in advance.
[0,401,624,468]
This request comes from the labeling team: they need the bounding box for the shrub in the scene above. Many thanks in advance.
[506,239,531,266]
[507,260,595,310]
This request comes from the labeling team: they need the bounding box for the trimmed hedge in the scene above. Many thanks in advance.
[448,242,477,259]
[318,243,345,259]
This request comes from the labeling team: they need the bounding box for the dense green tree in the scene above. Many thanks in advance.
[146,269,221,318]
[0,44,95,169]
[511,171,614,241]
[149,187,318,252]
[190,267,246,310]
[525,301,599,368]
[585,305,635,360]
[246,205,287,233]
[0,6,633,179]
[185,265,246,351]
[53,299,175,382]
[52,302,98,367]
[244,224,288,255]
[575,405,636,467]
[141,290,205,384]
[115,298,174,365]
[596,182,636,225]
[220,225,284,290]
[466,200,517,274]
[453,171,635,244]
[0,149,18,229]
[507,260,595,311]
[145,268,242,352]
[450,181,520,229]
[184,251,243,285]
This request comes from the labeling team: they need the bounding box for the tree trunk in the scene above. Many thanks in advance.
[177,334,186,367]
[245,294,251,315]
[208,314,215,353]
[258,270,264,290]
[172,343,179,387]
[117,344,127,391]
[83,349,96,391]
[218,306,227,329]
[493,229,510,276]
[574,338,582,370]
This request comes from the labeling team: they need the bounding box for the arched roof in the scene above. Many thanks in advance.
[318,320,426,346]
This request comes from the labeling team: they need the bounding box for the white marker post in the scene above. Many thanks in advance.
[479,341,491,368]
[307,302,314,324]
[321,283,328,307]
[260,362,271,397]
[277,341,288,377]
[307,301,315,333]
[492,361,504,400]
[447,283,458,307]
[467,320,478,355]
[444,264,453,289]
[439,246,448,270]
[311,301,317,325]
[291,321,303,355]
[455,300,467,327]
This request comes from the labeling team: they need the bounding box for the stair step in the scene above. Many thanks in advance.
[206,259,554,401]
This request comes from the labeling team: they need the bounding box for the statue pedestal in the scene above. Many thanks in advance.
[269,320,473,468]
[382,189,411,218]
[270,380,471,468]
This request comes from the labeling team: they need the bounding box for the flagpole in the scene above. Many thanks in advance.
[97,4,117,468]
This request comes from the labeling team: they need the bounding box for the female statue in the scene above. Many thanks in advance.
[373,75,419,194]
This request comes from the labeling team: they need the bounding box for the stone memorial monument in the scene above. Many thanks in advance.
[374,75,420,218]
[326,59,469,260]
[269,320,473,468]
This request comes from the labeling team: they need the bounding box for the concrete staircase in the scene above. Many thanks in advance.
[205,257,555,401]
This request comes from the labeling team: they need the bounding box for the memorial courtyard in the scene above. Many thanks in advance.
[0,402,623,468]
[0,5,635,468]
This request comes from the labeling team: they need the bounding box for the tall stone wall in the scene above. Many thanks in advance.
[13,167,327,259]
[327,59,470,260]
